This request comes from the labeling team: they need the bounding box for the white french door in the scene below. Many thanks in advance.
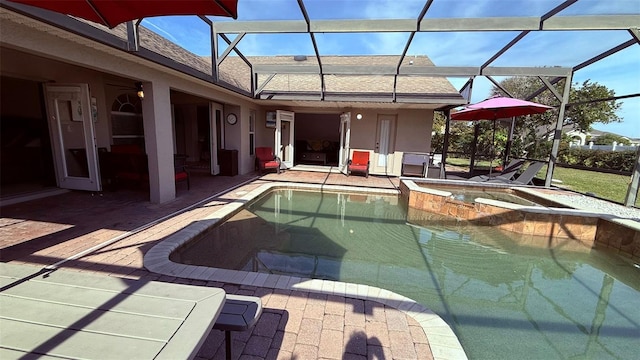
[338,112,351,173]
[45,84,101,192]
[210,102,224,175]
[275,110,295,169]
[373,114,396,174]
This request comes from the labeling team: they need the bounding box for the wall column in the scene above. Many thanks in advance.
[141,79,175,204]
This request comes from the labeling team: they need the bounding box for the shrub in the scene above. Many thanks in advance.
[557,148,637,172]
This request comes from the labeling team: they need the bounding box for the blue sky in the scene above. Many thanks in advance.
[143,0,640,138]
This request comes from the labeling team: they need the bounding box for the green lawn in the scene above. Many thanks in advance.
[545,166,638,206]
[445,157,639,206]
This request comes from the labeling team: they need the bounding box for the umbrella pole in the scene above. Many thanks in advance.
[489,119,496,176]
[469,123,479,176]
[504,117,515,167]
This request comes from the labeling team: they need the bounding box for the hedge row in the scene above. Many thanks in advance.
[557,148,637,172]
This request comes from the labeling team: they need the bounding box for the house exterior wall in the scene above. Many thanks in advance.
[349,109,433,176]
[1,13,440,200]
[1,47,113,149]
[0,19,261,203]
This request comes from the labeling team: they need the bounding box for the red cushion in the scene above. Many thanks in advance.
[349,165,368,172]
[175,172,188,181]
[263,160,279,168]
[351,151,369,166]
[256,147,275,161]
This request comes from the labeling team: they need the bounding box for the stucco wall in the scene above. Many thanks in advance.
[1,15,440,199]
[1,47,113,149]
[349,109,433,176]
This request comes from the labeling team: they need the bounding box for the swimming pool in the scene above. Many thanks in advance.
[170,189,640,359]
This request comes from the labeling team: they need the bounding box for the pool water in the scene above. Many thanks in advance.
[417,184,538,206]
[171,189,640,359]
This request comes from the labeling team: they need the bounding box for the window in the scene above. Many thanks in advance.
[111,93,143,146]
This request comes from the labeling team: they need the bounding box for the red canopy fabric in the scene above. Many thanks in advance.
[451,96,553,121]
[7,0,238,28]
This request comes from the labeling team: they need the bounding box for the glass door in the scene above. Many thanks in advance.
[339,112,351,173]
[45,84,101,192]
[373,114,396,174]
[275,110,295,169]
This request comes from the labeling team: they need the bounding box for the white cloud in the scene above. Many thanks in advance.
[142,19,179,43]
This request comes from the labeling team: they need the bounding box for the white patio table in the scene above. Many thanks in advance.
[0,263,225,359]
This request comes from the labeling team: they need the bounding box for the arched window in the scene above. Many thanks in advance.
[111,93,143,145]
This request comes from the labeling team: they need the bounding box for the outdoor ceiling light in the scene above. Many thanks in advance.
[135,82,144,100]
[356,113,363,120]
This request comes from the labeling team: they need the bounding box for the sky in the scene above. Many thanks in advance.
[143,0,640,138]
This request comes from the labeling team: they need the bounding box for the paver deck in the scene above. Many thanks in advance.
[1,168,453,360]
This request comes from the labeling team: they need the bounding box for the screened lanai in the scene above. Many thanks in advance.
[1,0,639,204]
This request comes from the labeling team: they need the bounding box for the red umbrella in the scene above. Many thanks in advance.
[451,96,553,121]
[450,96,553,174]
[6,0,238,28]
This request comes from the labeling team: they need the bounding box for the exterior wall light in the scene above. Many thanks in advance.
[356,113,363,120]
[135,82,144,100]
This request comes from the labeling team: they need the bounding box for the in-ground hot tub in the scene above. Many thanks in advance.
[400,178,640,260]
[400,178,601,246]
[415,182,541,206]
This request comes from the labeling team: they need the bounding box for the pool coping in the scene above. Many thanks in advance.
[144,182,469,360]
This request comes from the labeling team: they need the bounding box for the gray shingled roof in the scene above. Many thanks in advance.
[83,22,461,102]
[210,55,461,96]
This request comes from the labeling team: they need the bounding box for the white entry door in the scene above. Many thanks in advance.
[275,110,295,169]
[45,84,101,192]
[210,102,224,175]
[373,114,396,174]
[338,112,351,173]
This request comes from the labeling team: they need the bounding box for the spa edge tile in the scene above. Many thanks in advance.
[534,221,554,238]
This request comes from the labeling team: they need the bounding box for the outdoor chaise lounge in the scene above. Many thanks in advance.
[486,161,545,185]
[447,159,525,182]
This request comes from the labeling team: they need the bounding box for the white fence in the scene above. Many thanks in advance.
[570,141,639,152]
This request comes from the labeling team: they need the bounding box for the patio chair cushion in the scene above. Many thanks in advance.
[256,147,280,173]
[348,151,370,177]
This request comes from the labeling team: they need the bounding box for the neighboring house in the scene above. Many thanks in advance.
[566,127,639,148]
[0,8,465,204]
[629,138,640,147]
[543,125,637,148]
[563,126,588,146]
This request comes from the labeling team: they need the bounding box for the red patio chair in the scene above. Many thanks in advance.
[174,154,190,190]
[255,147,281,174]
[347,151,370,177]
